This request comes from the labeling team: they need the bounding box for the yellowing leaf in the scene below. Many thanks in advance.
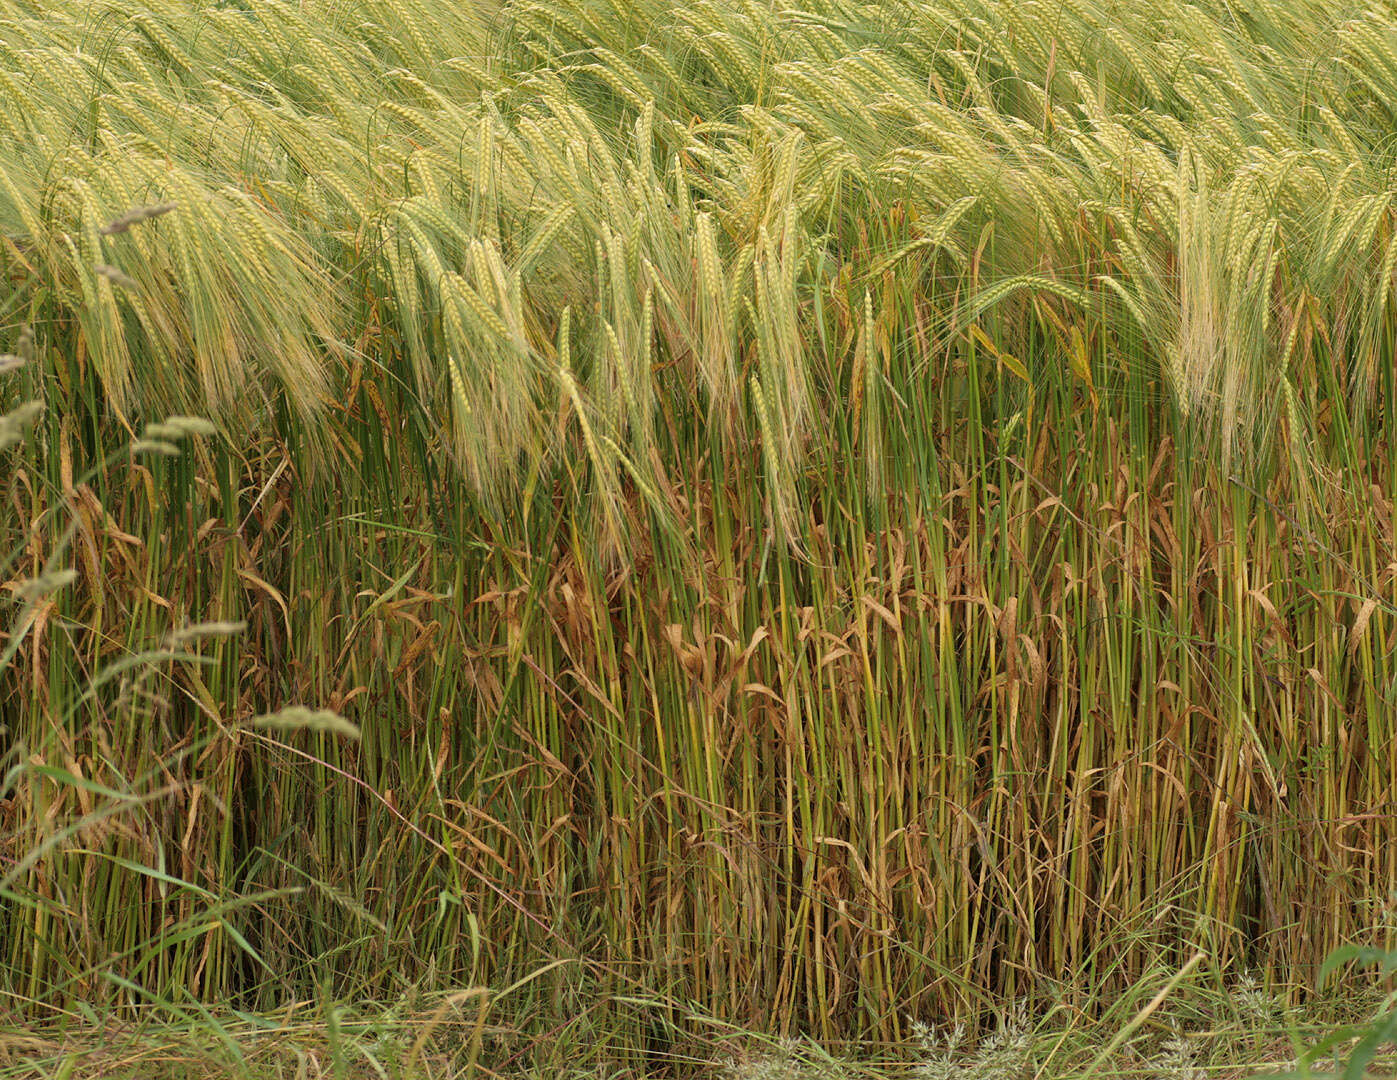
[968,324,1030,384]
[1069,325,1098,409]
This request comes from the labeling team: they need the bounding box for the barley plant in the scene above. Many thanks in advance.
[3,0,1397,1073]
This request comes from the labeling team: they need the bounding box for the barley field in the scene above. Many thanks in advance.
[3,0,1397,1075]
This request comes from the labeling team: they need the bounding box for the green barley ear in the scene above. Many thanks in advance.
[163,416,218,437]
[749,373,802,551]
[15,569,78,603]
[558,306,623,557]
[861,289,883,498]
[0,401,44,452]
[131,439,182,457]
[0,326,34,374]
[168,620,247,646]
[253,706,360,740]
[129,413,218,457]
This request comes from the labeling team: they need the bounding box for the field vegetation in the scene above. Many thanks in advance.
[4,0,1397,1074]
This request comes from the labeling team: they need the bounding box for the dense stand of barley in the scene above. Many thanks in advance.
[4,0,1397,1053]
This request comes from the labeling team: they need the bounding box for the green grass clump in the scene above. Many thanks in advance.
[4,0,1397,1067]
